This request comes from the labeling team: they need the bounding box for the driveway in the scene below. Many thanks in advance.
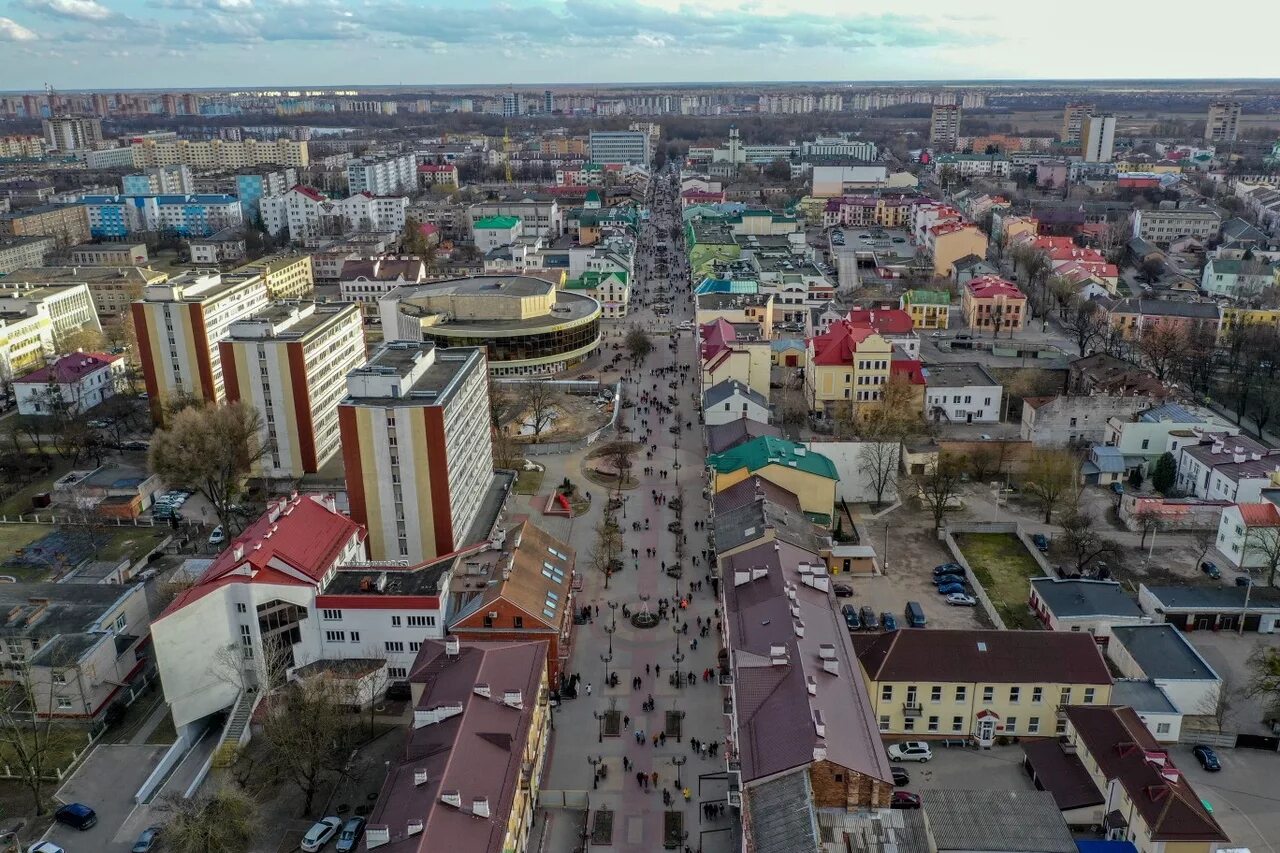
[889,743,1035,794]
[1171,744,1280,853]
[44,743,167,852]
[1182,630,1276,735]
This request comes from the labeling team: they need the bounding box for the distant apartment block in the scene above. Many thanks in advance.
[81,194,243,239]
[121,165,194,195]
[1205,101,1241,143]
[129,137,308,169]
[220,302,365,478]
[929,104,961,148]
[1061,102,1094,144]
[42,116,102,152]
[346,153,417,195]
[0,236,56,275]
[1081,114,1116,163]
[1131,206,1222,247]
[588,130,651,165]
[0,203,91,248]
[260,186,407,240]
[227,253,314,301]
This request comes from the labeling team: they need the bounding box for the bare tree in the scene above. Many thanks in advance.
[0,662,65,814]
[518,383,562,439]
[149,403,270,534]
[260,677,359,817]
[1191,527,1218,569]
[1247,644,1280,720]
[1243,525,1280,587]
[1133,506,1164,549]
[625,329,654,364]
[589,513,623,588]
[1137,321,1186,383]
[1060,510,1120,574]
[1060,299,1107,355]
[160,785,260,853]
[859,440,900,509]
[1023,449,1078,523]
[912,453,966,530]
[1197,675,1237,732]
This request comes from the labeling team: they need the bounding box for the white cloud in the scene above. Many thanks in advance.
[0,16,39,39]
[21,0,113,20]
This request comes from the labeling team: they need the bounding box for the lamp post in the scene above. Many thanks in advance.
[671,755,687,788]
[593,711,607,744]
[587,754,603,787]
[672,625,686,689]
[604,615,616,657]
[600,651,613,686]
[882,523,890,575]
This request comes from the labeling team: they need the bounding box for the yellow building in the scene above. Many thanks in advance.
[929,222,988,278]
[806,322,893,418]
[130,138,308,169]
[707,435,838,522]
[701,341,772,398]
[999,215,1039,247]
[856,629,1113,743]
[694,292,774,338]
[900,290,951,330]
[1220,306,1280,336]
[228,253,314,301]
[962,275,1027,333]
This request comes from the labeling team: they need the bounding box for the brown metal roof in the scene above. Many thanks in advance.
[854,629,1112,685]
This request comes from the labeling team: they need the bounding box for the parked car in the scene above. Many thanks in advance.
[936,583,967,596]
[904,601,927,628]
[123,440,150,451]
[132,827,161,853]
[833,583,854,598]
[86,419,109,429]
[54,802,98,830]
[335,816,367,853]
[859,607,879,630]
[1110,482,1124,495]
[890,766,910,786]
[841,604,860,631]
[301,817,342,852]
[1200,561,1221,579]
[887,741,932,762]
[28,844,65,853]
[1031,534,1049,552]
[891,791,922,809]
[881,613,898,631]
[1192,744,1221,772]
[1235,576,1254,587]
[933,563,962,576]
[946,593,978,607]
[208,526,226,545]
[932,574,965,587]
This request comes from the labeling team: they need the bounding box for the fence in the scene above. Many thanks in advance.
[519,381,625,457]
[940,526,1006,630]
[538,789,590,809]
[0,726,102,783]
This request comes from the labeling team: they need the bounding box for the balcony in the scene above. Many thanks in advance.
[903,702,923,718]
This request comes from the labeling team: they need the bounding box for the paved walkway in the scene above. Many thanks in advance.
[527,173,734,853]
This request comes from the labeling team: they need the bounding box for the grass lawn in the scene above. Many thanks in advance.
[514,468,544,495]
[95,528,168,563]
[0,728,89,777]
[0,524,58,580]
[145,714,177,745]
[0,459,76,518]
[954,532,1045,630]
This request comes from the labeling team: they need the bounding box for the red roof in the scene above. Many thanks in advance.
[700,318,737,360]
[290,184,326,201]
[810,321,877,366]
[891,356,926,385]
[965,274,1026,300]
[14,352,119,385]
[1238,503,1280,527]
[156,494,365,620]
[846,308,914,337]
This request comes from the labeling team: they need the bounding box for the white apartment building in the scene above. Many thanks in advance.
[13,351,126,416]
[219,302,365,478]
[0,282,101,347]
[0,236,55,275]
[129,138,308,169]
[929,105,961,148]
[260,186,408,240]
[42,116,102,152]
[121,165,194,195]
[924,362,1002,424]
[337,258,427,316]
[1082,114,1116,163]
[1132,207,1222,247]
[346,153,417,196]
[1216,503,1280,569]
[132,272,270,418]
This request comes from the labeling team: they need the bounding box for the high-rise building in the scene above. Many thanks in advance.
[129,138,308,170]
[1205,101,1242,143]
[543,90,554,114]
[1062,102,1095,144]
[1081,114,1117,163]
[41,116,102,152]
[132,272,270,420]
[345,153,417,195]
[588,130,651,165]
[929,105,961,149]
[502,90,524,118]
[219,301,365,478]
[121,165,194,195]
[338,342,493,563]
[81,194,242,239]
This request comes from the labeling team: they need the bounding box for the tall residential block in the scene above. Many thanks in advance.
[338,342,493,563]
[929,105,961,148]
[588,130,652,165]
[227,253,314,301]
[1061,102,1094,144]
[129,138,308,170]
[1082,114,1117,163]
[1205,101,1242,143]
[345,153,417,196]
[42,116,102,152]
[219,302,364,478]
[121,165,194,195]
[132,272,270,419]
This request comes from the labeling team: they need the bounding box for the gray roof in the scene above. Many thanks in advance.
[1110,299,1220,321]
[1030,578,1143,619]
[713,497,824,556]
[1110,624,1219,681]
[703,378,767,409]
[1141,583,1280,612]
[1111,679,1179,714]
[924,361,1000,389]
[706,419,781,454]
[924,790,1076,853]
[1138,403,1198,423]
[745,770,819,853]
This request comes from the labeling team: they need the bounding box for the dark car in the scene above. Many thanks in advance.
[1110,482,1124,495]
[937,582,967,596]
[55,802,97,831]
[833,583,854,598]
[336,816,367,853]
[890,766,910,786]
[1236,575,1254,587]
[1200,561,1221,579]
[881,613,898,631]
[932,574,965,587]
[841,604,860,631]
[132,827,161,853]
[933,563,962,576]
[859,607,879,630]
[1031,534,1049,552]
[1192,745,1221,772]
[890,791,922,809]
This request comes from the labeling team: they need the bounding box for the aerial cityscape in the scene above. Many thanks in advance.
[1,6,1280,853]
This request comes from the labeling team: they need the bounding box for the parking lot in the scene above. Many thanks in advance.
[1172,744,1280,853]
[840,574,986,631]
[1184,630,1276,735]
[886,743,1035,795]
[44,743,168,853]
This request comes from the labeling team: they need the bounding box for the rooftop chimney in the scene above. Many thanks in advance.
[440,791,462,809]
[414,768,429,786]
[445,636,460,656]
[472,797,490,818]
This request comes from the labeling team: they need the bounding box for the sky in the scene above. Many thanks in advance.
[2,0,1279,91]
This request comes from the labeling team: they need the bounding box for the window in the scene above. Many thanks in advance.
[881,685,893,702]
[982,686,994,703]
[409,641,421,652]
[114,613,127,632]
[927,716,939,732]
[322,609,342,621]
[391,615,402,627]
[1032,687,1043,704]
[955,685,967,703]
[1056,718,1067,736]
[903,717,915,732]
[406,615,427,627]
[1156,723,1170,734]
[326,631,345,642]
[1028,717,1040,734]
[879,716,890,732]
[236,602,247,614]
[56,696,74,711]
[385,641,404,653]
[930,686,942,703]
[952,716,964,733]
[1141,439,1150,450]
[350,632,360,643]
[1005,717,1017,734]
[52,671,66,685]
[1069,417,1078,427]
[388,667,407,679]
[1009,686,1021,703]
[1060,687,1071,705]
[1083,688,1096,704]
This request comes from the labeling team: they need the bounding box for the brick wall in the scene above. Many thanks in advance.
[809,760,892,810]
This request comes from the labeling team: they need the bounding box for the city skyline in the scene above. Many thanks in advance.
[2,0,1279,90]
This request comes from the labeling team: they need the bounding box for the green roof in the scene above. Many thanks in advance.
[474,215,520,230]
[565,270,628,290]
[707,436,838,481]
[903,289,951,306]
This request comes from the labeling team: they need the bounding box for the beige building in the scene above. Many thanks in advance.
[68,243,149,267]
[0,203,91,248]
[3,266,167,327]
[0,236,56,275]
[130,138,308,169]
[227,253,314,301]
[220,302,365,478]
[1061,102,1094,144]
[132,272,270,420]
[1205,101,1241,143]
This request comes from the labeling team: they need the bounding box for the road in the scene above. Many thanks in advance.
[534,166,734,853]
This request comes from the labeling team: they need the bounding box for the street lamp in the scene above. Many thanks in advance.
[671,755,687,788]
[587,754,603,787]
[671,625,686,689]
[603,616,616,656]
[593,711,607,744]
[600,651,613,686]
